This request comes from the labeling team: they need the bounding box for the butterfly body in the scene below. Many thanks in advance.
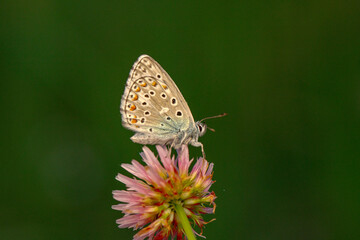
[120,55,207,156]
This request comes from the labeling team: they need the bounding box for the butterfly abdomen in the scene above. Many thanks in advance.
[130,133,174,146]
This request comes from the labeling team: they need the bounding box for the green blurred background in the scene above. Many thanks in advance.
[1,1,359,239]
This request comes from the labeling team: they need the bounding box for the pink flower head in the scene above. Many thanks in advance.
[112,145,216,240]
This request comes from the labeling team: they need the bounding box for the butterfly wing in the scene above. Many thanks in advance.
[120,55,196,145]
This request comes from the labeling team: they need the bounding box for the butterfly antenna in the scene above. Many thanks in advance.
[207,126,216,132]
[199,113,227,123]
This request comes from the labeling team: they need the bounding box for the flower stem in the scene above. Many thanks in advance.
[174,203,196,240]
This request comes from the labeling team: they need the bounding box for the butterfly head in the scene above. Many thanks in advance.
[196,113,227,136]
[196,121,207,137]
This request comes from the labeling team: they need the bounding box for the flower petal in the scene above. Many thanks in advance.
[115,173,153,195]
[141,146,166,175]
[112,190,142,203]
[121,160,151,182]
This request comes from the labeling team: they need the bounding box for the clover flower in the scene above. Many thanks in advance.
[112,145,216,240]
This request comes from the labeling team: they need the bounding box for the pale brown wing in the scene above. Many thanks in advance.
[120,55,196,136]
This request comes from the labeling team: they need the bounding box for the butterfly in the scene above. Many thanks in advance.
[120,55,226,158]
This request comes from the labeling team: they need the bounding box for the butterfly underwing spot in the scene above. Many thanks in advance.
[166,116,171,121]
[142,58,153,68]
[132,85,140,92]
[176,110,183,117]
[145,77,156,86]
[138,65,147,73]
[144,93,150,98]
[160,107,169,114]
[130,93,138,101]
[160,123,164,126]
[149,128,153,132]
[140,118,145,123]
[145,111,151,116]
[157,74,161,79]
[146,77,153,83]
[129,104,136,111]
[149,90,155,96]
[160,93,167,99]
[170,97,177,106]
[138,80,147,87]
[142,102,147,106]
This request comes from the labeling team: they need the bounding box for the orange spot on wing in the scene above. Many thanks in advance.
[135,87,140,92]
[140,82,147,87]
[131,119,137,124]
[132,94,138,100]
[152,81,157,86]
[130,105,136,111]
[162,85,168,89]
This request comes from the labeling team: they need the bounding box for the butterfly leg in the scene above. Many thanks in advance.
[168,134,183,158]
[169,132,187,158]
[190,141,206,159]
[168,140,176,158]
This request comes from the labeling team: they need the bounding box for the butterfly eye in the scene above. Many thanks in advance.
[198,125,203,132]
